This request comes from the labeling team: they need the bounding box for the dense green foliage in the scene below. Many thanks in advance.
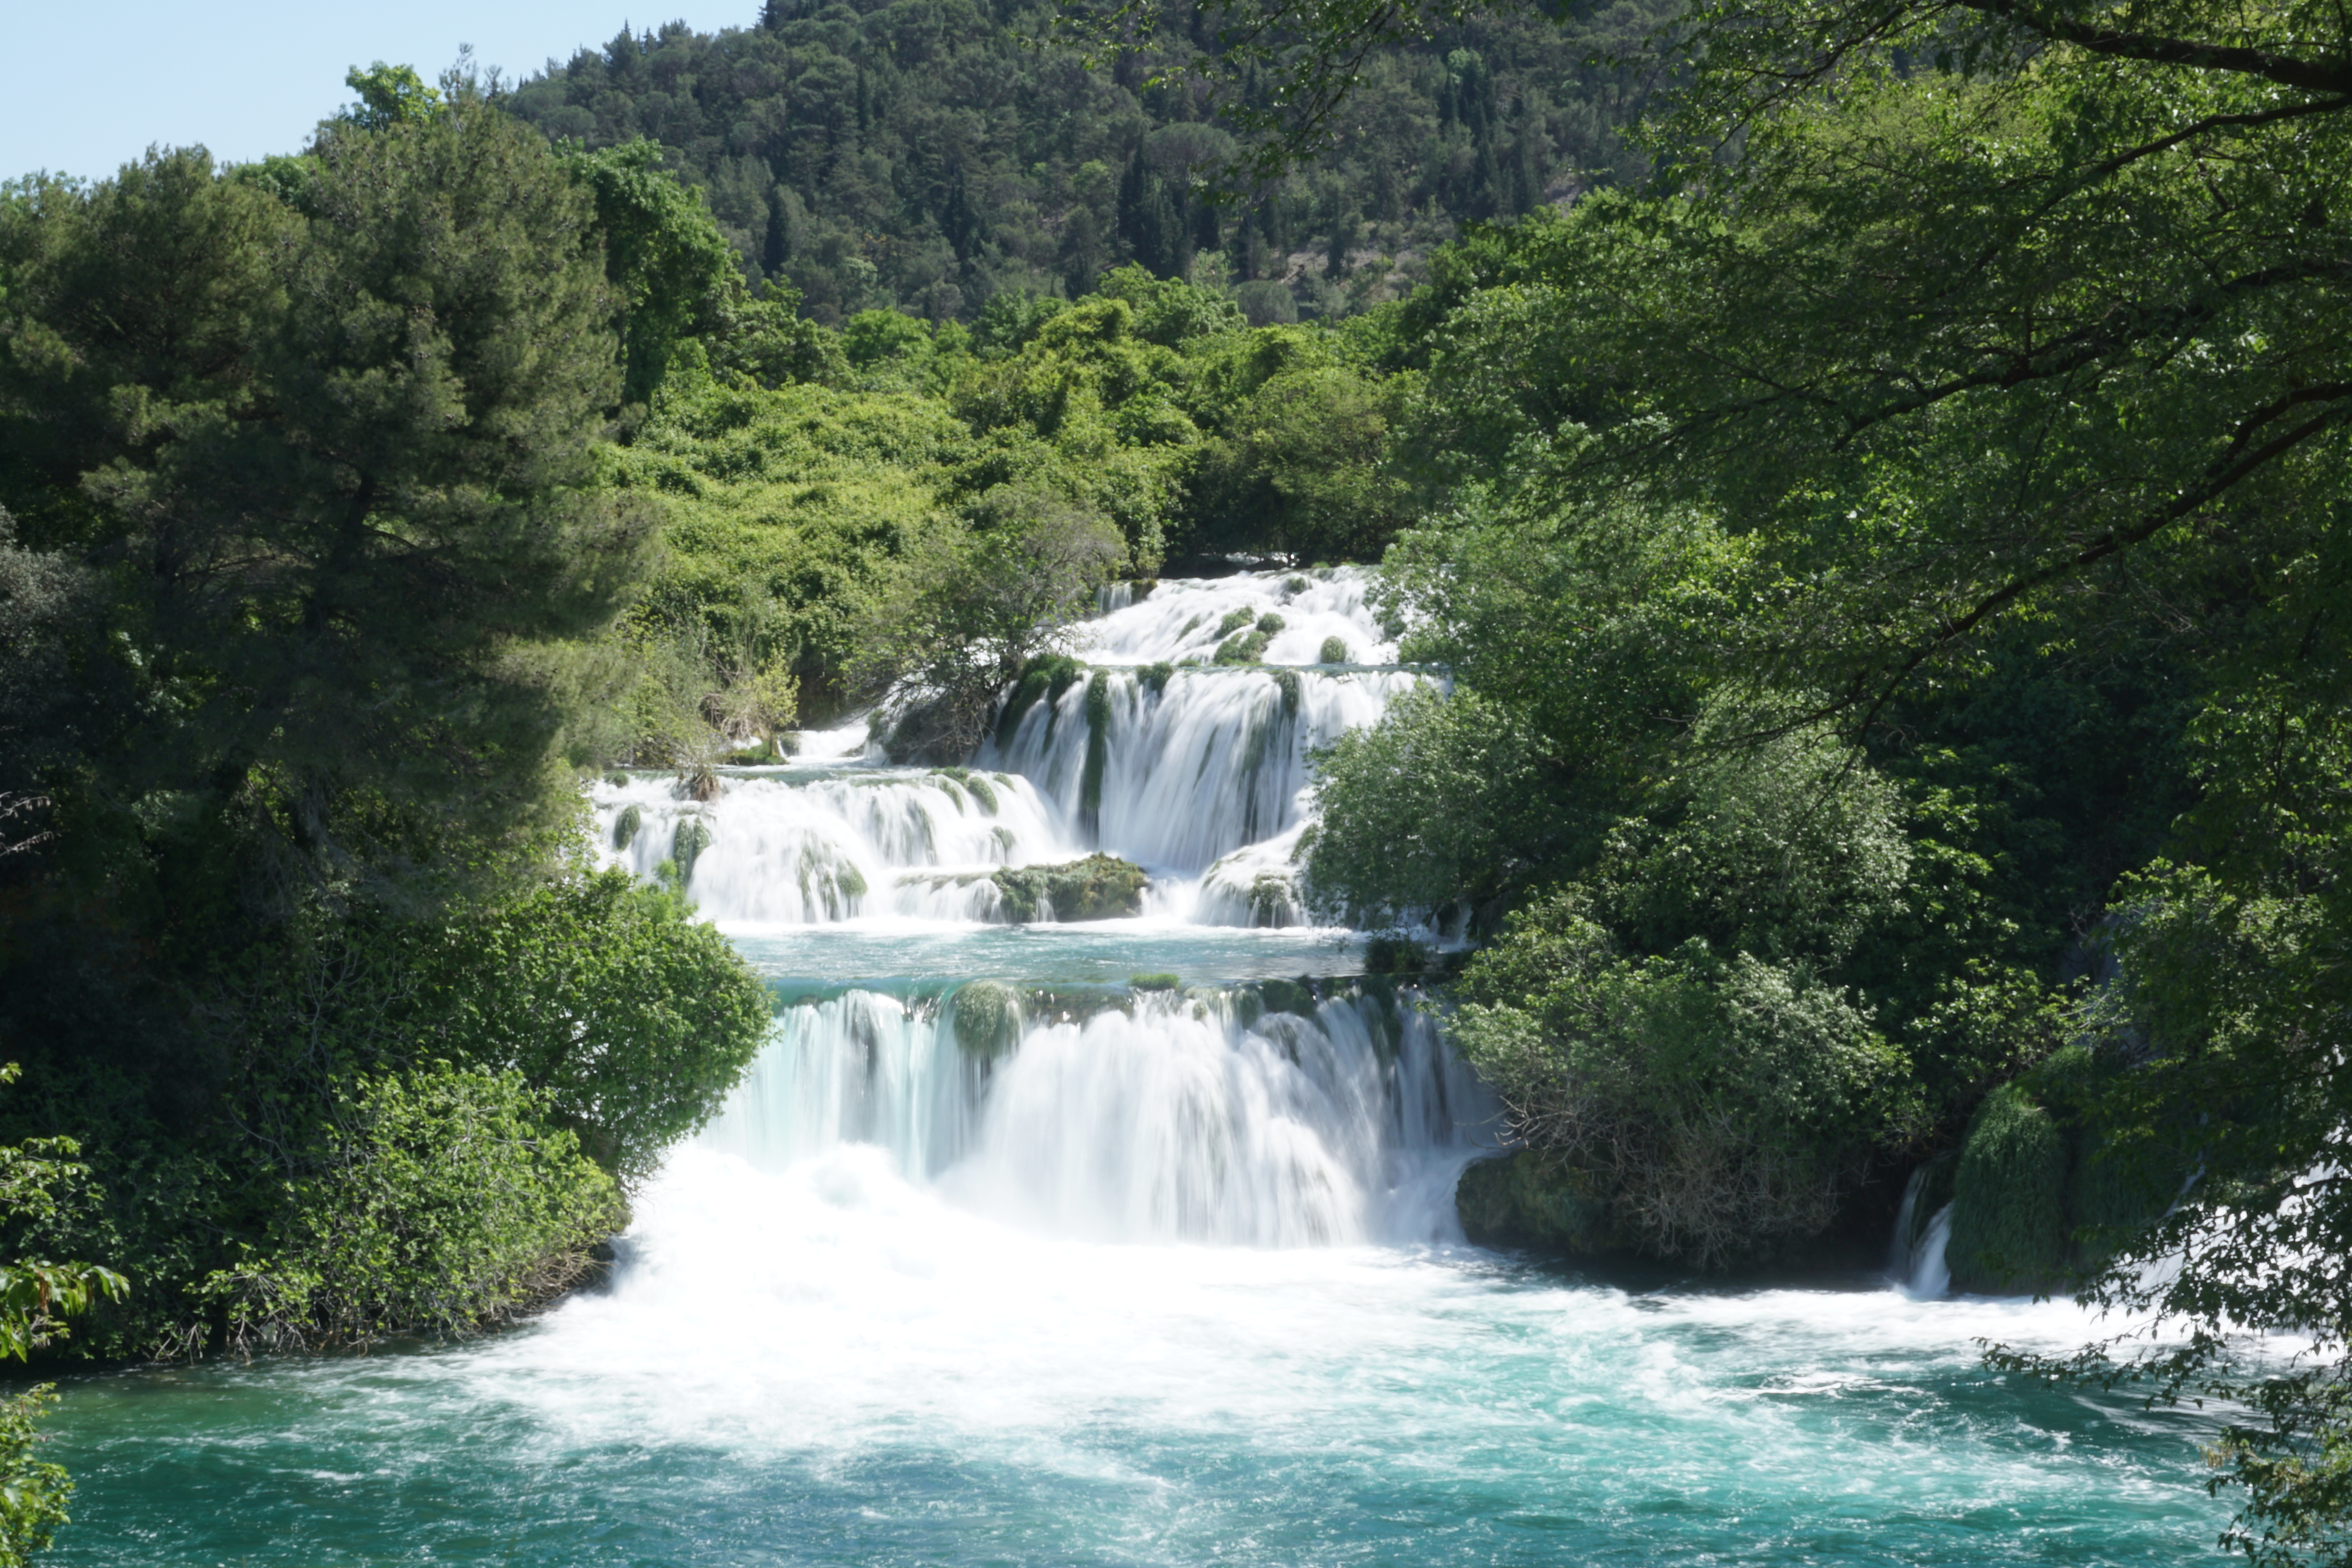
[0,1066,126,1565]
[501,0,1679,323]
[1257,0,2352,1549]
[0,71,774,1380]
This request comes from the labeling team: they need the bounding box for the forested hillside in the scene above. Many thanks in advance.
[502,0,1676,323]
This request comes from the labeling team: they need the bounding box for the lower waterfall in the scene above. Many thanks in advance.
[703,985,1491,1247]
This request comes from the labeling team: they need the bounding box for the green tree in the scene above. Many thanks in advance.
[558,138,747,404]
[0,87,656,905]
[1259,0,2352,1547]
[0,1064,126,1566]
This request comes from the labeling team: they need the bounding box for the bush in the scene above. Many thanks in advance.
[0,1386,69,1565]
[1451,891,1916,1268]
[417,870,774,1185]
[1945,1082,2069,1292]
[1319,636,1349,664]
[195,1067,628,1353]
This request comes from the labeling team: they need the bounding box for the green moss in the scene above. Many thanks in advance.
[931,775,968,813]
[1214,630,1271,664]
[1080,670,1112,828]
[1318,635,1349,664]
[1272,668,1301,716]
[951,980,1022,1059]
[1141,661,1175,695]
[1214,607,1257,638]
[670,817,713,884]
[834,861,868,900]
[1947,1083,2069,1292]
[612,804,642,850]
[996,653,1087,746]
[1284,576,1309,594]
[1255,977,1317,1017]
[1130,973,1181,991]
[1456,1151,1632,1254]
[1255,611,1285,636]
[1247,872,1294,927]
[991,853,1150,922]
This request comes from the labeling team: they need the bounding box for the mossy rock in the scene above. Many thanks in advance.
[1318,636,1349,665]
[1141,661,1175,695]
[612,803,642,850]
[1271,668,1301,716]
[670,817,713,884]
[1364,935,1431,974]
[1946,1082,2069,1292]
[1254,611,1285,636]
[1214,630,1271,664]
[952,981,1022,1060]
[1130,973,1180,992]
[1213,607,1257,639]
[1254,977,1317,1017]
[991,854,1148,922]
[996,653,1087,745]
[1456,1151,1632,1254]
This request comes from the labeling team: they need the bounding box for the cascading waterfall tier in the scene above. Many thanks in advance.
[593,567,1436,929]
[983,663,1427,883]
[701,980,1494,1246]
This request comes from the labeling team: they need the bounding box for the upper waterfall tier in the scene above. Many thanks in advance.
[597,767,1074,925]
[589,566,1429,934]
[1081,566,1398,666]
[984,664,1426,878]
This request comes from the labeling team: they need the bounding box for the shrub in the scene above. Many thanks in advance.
[1451,891,1916,1268]
[0,1386,69,1566]
[1945,1082,2069,1292]
[195,1067,628,1353]
[1318,636,1349,664]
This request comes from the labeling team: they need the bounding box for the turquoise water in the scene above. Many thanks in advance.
[37,573,2234,1564]
[42,1183,2227,1566]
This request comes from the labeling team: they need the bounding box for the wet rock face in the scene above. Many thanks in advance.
[1455,1151,1633,1256]
[990,854,1148,922]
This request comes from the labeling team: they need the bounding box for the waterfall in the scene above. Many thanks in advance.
[1889,1164,1955,1298]
[983,666,1426,877]
[595,769,1075,925]
[629,565,1499,1255]
[701,981,1495,1247]
[591,565,1431,929]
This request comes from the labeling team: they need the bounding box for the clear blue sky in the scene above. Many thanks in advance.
[1,1,753,182]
